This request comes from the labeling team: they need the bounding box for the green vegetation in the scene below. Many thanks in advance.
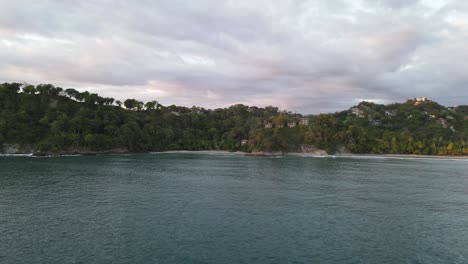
[1,82,468,155]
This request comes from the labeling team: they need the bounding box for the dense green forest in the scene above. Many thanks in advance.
[1,82,468,155]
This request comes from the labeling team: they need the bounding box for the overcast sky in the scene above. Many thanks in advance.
[1,0,467,113]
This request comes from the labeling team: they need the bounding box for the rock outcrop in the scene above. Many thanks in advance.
[1,144,34,154]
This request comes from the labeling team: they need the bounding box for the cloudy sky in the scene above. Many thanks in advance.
[1,0,467,113]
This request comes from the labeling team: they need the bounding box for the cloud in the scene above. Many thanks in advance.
[0,0,467,113]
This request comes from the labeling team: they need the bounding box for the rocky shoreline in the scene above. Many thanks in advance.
[32,149,129,157]
[0,144,129,157]
[2,144,468,159]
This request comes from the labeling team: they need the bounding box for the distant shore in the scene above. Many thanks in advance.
[123,150,468,160]
[151,150,247,155]
[2,149,468,160]
[288,153,468,160]
[152,151,468,160]
[340,154,468,160]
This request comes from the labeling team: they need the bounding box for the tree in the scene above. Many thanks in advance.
[84,93,98,105]
[145,101,159,110]
[64,88,81,100]
[22,85,37,95]
[36,84,53,95]
[124,99,143,111]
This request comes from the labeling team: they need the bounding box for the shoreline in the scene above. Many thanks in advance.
[150,150,247,155]
[288,153,468,160]
[333,153,468,160]
[1,150,468,160]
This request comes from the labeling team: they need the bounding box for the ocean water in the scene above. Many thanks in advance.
[1,154,468,264]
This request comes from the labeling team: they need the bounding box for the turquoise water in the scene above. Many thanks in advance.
[1,154,468,264]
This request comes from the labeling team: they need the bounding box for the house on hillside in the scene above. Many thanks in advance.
[288,121,297,128]
[299,118,309,126]
[385,110,396,117]
[350,107,364,118]
[370,119,382,126]
[437,118,447,128]
[241,139,248,146]
[265,122,273,128]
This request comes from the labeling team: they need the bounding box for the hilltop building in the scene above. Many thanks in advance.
[299,118,309,126]
[414,97,427,105]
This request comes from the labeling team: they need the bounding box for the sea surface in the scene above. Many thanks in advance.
[1,154,468,264]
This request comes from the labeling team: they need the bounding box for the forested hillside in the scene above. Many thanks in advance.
[1,82,468,155]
